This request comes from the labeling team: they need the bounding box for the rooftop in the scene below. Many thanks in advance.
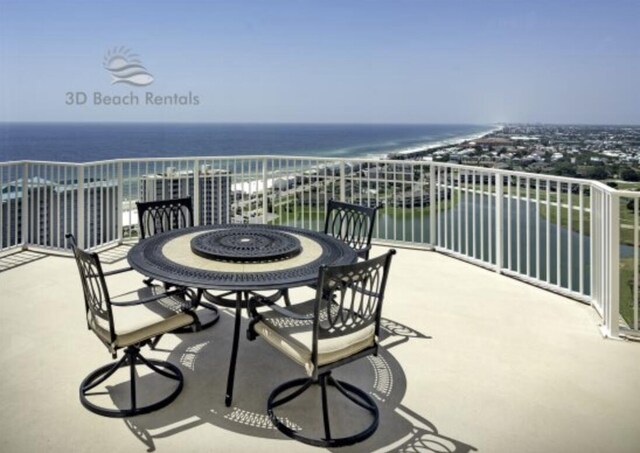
[1,244,638,452]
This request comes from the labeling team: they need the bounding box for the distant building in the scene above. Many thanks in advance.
[1,177,118,249]
[140,165,231,225]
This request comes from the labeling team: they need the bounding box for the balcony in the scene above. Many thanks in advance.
[3,157,639,337]
[1,156,639,451]
[1,244,639,452]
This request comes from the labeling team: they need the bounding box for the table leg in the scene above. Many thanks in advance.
[225,291,243,407]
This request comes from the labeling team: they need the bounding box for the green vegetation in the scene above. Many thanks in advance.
[534,190,640,246]
[270,204,325,227]
[539,200,592,237]
[620,168,640,182]
[381,192,460,218]
[613,181,640,190]
[619,257,638,329]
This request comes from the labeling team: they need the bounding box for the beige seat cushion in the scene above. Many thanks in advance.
[254,299,375,376]
[90,286,195,349]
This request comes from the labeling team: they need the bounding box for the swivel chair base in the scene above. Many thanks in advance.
[267,371,379,447]
[80,345,183,418]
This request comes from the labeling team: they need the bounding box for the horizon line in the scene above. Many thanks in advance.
[0,121,639,127]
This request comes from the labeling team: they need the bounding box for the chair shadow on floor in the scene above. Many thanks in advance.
[109,310,474,453]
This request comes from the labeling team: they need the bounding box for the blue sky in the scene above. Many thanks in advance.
[0,0,638,124]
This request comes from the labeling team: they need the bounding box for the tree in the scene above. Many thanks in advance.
[620,167,640,182]
[584,166,609,180]
[552,162,577,177]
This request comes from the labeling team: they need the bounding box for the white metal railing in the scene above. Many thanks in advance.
[0,156,635,338]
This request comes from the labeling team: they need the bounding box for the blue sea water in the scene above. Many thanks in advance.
[0,123,493,162]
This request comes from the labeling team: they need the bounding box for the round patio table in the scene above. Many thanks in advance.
[127,224,357,406]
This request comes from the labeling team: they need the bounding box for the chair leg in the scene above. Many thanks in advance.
[282,288,292,307]
[79,346,184,418]
[225,291,244,407]
[267,371,379,447]
[320,374,332,440]
[130,351,137,413]
[149,334,163,350]
[194,299,221,330]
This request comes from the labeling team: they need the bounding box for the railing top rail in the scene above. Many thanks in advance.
[610,189,640,197]
[0,155,626,192]
[107,155,392,165]
[0,155,388,166]
[590,180,619,194]
[0,160,82,167]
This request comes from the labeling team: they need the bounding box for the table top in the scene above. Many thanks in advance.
[127,224,357,290]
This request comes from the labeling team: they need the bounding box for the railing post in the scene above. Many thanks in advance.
[116,161,123,243]
[193,159,200,226]
[77,165,85,249]
[590,185,598,309]
[607,192,620,338]
[339,161,346,202]
[495,173,503,273]
[262,157,268,224]
[429,164,436,246]
[21,162,29,249]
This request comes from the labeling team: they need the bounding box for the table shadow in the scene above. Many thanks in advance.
[107,311,473,452]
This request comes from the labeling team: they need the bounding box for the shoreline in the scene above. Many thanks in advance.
[0,123,500,162]
[230,126,503,194]
[382,125,503,161]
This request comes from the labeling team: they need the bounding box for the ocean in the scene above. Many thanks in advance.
[0,123,493,162]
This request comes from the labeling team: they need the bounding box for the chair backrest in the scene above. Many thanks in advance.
[312,249,396,359]
[136,197,194,239]
[323,200,381,258]
[66,234,115,346]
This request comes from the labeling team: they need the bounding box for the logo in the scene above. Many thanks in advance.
[65,46,200,106]
[103,47,154,87]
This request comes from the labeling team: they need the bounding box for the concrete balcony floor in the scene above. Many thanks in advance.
[0,245,638,453]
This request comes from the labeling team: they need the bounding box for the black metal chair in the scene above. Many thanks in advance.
[281,199,382,300]
[324,200,381,260]
[137,196,194,240]
[247,249,396,447]
[136,196,219,328]
[136,197,195,290]
[66,234,198,418]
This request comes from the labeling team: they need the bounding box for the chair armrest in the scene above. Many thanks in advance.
[246,294,314,342]
[268,304,314,321]
[102,266,134,277]
[248,295,314,321]
[87,266,134,279]
[110,288,186,307]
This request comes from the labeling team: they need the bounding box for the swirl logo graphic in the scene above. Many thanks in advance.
[103,47,154,87]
